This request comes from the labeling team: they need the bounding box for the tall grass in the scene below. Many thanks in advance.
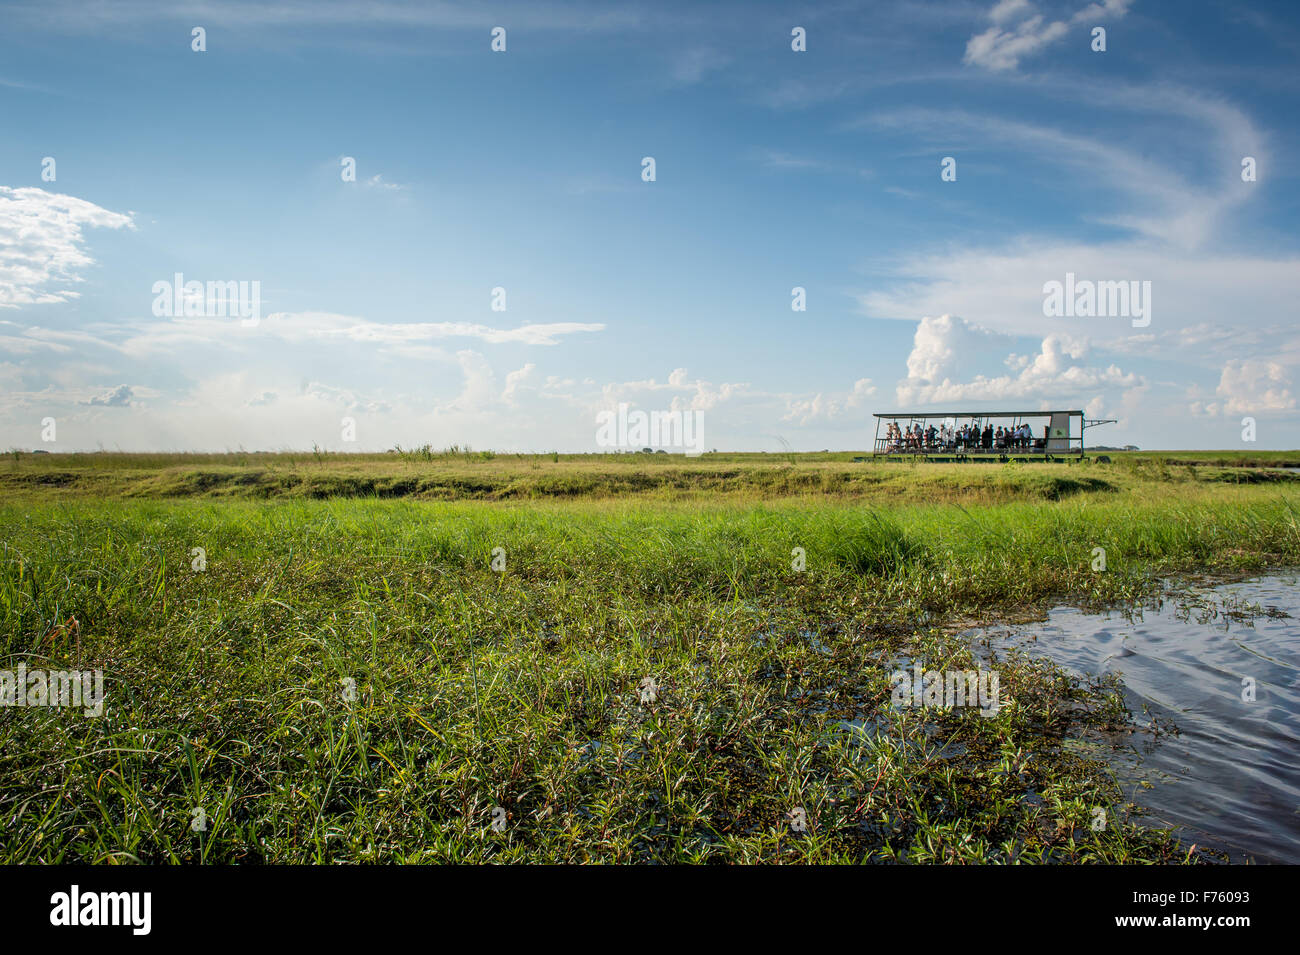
[2,479,1296,863]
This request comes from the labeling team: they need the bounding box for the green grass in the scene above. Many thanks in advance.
[2,453,1298,863]
[5,448,1299,503]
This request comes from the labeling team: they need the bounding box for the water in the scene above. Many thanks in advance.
[971,573,1300,863]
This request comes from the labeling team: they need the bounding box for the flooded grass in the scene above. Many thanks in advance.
[1,456,1298,862]
[970,573,1300,864]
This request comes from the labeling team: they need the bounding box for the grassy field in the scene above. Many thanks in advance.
[2,451,1298,863]
[5,446,1299,502]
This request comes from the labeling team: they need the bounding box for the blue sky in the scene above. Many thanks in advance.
[1,0,1298,452]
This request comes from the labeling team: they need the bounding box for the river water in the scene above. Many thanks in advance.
[970,573,1300,863]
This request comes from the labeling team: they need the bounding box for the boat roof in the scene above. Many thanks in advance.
[872,410,1083,419]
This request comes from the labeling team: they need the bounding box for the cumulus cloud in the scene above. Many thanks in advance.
[442,350,500,414]
[902,314,1006,386]
[82,383,134,407]
[896,314,1140,406]
[0,186,133,308]
[1191,360,1297,417]
[502,363,536,406]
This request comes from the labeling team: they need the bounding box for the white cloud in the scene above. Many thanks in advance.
[82,384,135,407]
[362,174,406,191]
[964,0,1131,72]
[1198,360,1297,416]
[443,350,499,414]
[118,311,604,357]
[989,0,1034,24]
[502,362,536,406]
[964,15,1069,72]
[861,98,1259,249]
[896,313,1140,407]
[0,187,133,308]
[782,378,876,424]
[0,334,72,354]
[303,381,392,413]
[279,315,606,347]
[859,240,1298,341]
[598,367,755,413]
[902,314,1006,385]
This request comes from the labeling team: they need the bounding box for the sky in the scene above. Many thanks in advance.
[1,0,1298,452]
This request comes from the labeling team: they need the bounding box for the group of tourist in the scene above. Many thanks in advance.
[883,421,1041,453]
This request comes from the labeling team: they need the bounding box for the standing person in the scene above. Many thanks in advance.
[983,423,993,449]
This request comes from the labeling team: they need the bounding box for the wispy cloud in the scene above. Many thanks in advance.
[859,95,1259,248]
[668,47,730,86]
[964,0,1132,72]
[7,0,648,33]
[114,311,606,357]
